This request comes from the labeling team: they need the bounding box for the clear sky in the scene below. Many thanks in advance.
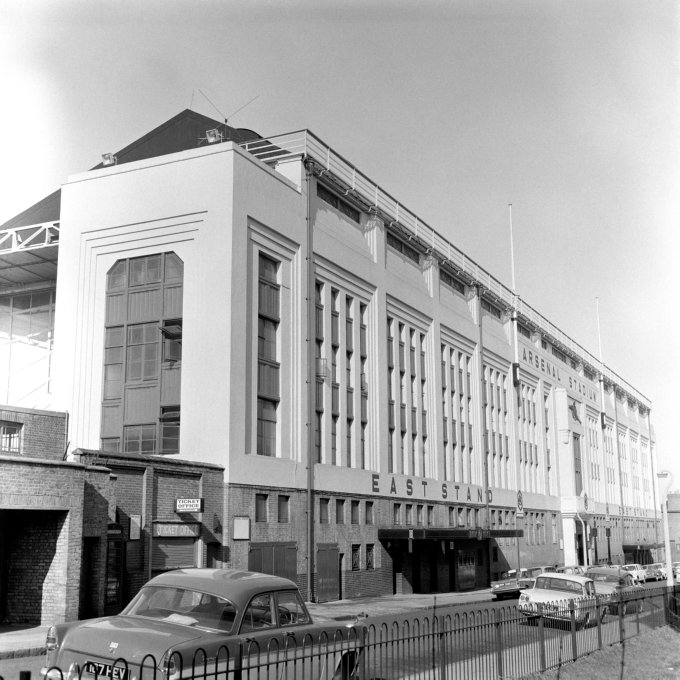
[1,1,678,487]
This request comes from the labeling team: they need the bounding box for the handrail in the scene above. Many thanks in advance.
[240,130,650,408]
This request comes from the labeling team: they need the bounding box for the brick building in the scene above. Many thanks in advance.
[0,109,659,622]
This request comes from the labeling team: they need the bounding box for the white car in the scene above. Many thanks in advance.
[622,564,647,584]
[518,573,606,628]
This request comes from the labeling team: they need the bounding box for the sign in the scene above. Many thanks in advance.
[233,516,250,540]
[175,498,204,513]
[129,514,141,541]
[516,490,524,519]
[153,522,200,538]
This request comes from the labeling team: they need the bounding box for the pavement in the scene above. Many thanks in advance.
[0,587,493,661]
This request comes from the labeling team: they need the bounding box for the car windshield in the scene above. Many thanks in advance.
[123,585,237,633]
[535,576,584,594]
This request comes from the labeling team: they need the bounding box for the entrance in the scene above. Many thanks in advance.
[316,543,340,602]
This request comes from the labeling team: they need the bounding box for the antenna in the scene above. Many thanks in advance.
[225,95,260,125]
[198,89,227,123]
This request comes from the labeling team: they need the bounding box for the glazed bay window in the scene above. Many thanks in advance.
[101,252,184,455]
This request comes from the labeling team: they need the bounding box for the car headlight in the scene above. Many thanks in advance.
[45,626,59,652]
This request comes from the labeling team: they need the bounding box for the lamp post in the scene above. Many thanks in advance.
[657,470,674,588]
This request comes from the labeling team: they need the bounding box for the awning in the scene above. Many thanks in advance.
[378,527,523,541]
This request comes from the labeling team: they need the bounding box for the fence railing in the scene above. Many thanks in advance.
[30,586,680,680]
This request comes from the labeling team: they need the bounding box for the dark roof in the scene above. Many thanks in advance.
[0,109,261,230]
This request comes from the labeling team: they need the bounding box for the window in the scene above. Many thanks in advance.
[159,406,180,454]
[387,232,420,264]
[278,495,289,523]
[405,504,413,525]
[126,323,159,381]
[320,498,329,524]
[336,499,345,524]
[427,505,434,526]
[257,253,280,457]
[393,503,402,525]
[440,268,466,294]
[365,501,374,525]
[416,504,424,526]
[103,327,124,399]
[255,494,268,522]
[317,184,361,223]
[0,421,22,453]
[481,298,501,319]
[129,254,161,287]
[351,500,360,524]
[257,399,277,456]
[161,319,182,363]
[366,544,375,570]
[123,424,156,454]
[351,544,361,571]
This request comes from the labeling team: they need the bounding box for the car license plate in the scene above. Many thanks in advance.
[84,661,130,680]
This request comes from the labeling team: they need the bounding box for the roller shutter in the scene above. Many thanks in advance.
[152,537,196,571]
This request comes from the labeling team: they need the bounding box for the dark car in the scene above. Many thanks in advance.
[585,566,645,614]
[41,568,367,680]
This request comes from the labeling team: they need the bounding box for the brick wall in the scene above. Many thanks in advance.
[0,406,67,460]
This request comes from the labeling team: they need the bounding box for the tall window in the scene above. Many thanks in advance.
[255,494,268,522]
[101,253,183,455]
[257,254,280,456]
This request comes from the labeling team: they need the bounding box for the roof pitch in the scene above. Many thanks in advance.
[0,109,261,230]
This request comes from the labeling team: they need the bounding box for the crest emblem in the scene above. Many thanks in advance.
[108,641,119,655]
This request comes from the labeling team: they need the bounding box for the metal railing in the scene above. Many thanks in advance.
[239,131,649,407]
[32,585,679,680]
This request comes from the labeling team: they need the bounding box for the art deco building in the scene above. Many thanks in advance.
[0,110,658,622]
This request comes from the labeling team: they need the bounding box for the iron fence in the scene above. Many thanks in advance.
[24,585,680,680]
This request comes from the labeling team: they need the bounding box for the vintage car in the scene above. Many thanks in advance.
[490,568,529,599]
[517,573,606,628]
[41,569,368,680]
[585,566,645,614]
[645,563,666,581]
[491,565,556,600]
[621,563,647,584]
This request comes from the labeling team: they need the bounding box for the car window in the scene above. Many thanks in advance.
[276,591,311,626]
[240,593,276,633]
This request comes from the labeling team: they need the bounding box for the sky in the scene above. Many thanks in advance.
[1,0,678,487]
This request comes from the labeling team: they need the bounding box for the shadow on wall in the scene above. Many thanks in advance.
[1,509,65,625]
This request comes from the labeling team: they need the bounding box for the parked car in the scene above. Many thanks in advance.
[41,569,368,680]
[673,562,680,579]
[491,565,557,600]
[645,563,666,581]
[517,573,605,628]
[520,565,558,589]
[491,568,529,599]
[622,563,647,584]
[585,566,645,614]
[556,565,586,576]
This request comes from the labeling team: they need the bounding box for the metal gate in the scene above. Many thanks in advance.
[316,543,339,602]
[248,541,297,582]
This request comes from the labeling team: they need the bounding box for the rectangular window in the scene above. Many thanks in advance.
[366,544,375,570]
[159,406,180,454]
[320,498,329,524]
[365,501,374,525]
[123,424,156,454]
[161,319,182,363]
[351,500,360,524]
[278,495,289,523]
[0,421,22,453]
[255,494,268,522]
[257,398,277,456]
[393,503,402,525]
[103,326,124,399]
[405,504,413,525]
[129,254,161,287]
[386,232,420,264]
[126,323,159,381]
[440,268,466,294]
[317,184,361,223]
[427,505,434,526]
[351,544,361,571]
[336,499,345,524]
[416,504,424,526]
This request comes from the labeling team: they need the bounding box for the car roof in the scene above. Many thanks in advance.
[586,566,629,576]
[535,572,591,584]
[145,569,299,606]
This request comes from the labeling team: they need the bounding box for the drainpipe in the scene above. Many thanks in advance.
[575,511,589,568]
[304,156,316,603]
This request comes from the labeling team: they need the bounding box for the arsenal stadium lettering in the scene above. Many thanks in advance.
[371,474,492,503]
[521,347,597,403]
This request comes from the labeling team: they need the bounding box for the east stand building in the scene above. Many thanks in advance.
[0,110,659,624]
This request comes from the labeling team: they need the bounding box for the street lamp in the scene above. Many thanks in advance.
[657,470,674,588]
